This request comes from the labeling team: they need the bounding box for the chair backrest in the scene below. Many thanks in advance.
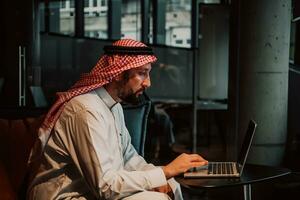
[0,115,44,198]
[122,94,151,157]
[30,86,48,108]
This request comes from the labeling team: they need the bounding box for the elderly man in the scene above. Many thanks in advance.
[27,39,207,200]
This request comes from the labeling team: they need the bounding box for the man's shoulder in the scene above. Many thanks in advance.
[65,91,106,114]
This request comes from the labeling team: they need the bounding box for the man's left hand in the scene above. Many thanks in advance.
[153,184,174,199]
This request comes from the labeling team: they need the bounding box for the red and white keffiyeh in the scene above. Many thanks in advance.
[38,39,157,148]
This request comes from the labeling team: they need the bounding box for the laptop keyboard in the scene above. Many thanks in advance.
[208,162,235,175]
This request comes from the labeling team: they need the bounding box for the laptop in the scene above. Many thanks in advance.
[184,120,257,178]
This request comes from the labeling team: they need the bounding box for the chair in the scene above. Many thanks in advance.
[122,93,151,157]
[30,86,48,108]
[0,115,44,200]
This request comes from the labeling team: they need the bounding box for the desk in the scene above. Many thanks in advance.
[176,164,291,200]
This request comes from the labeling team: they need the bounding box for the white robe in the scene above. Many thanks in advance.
[28,87,183,200]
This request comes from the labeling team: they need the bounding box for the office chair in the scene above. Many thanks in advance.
[122,93,151,157]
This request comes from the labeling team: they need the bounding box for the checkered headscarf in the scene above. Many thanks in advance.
[38,39,157,148]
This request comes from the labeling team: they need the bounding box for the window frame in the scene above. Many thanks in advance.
[40,0,218,50]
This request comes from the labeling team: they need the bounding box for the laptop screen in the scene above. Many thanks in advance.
[237,120,257,173]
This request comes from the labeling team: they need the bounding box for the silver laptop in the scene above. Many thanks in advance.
[184,120,257,178]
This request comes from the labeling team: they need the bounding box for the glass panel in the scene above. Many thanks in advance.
[40,35,112,102]
[84,0,89,7]
[290,22,295,63]
[150,0,191,48]
[84,0,108,39]
[149,3,153,43]
[198,5,229,100]
[48,0,75,36]
[147,47,193,101]
[93,0,97,7]
[165,0,191,48]
[121,0,141,40]
[101,0,107,6]
[39,2,45,32]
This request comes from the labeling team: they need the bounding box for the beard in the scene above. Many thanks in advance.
[120,88,144,105]
[116,71,145,105]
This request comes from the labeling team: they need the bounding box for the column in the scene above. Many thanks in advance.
[238,0,291,165]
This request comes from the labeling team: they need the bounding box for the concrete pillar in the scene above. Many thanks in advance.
[238,0,291,166]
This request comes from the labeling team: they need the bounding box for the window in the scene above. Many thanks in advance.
[101,0,106,6]
[121,0,141,40]
[84,0,108,39]
[198,4,229,100]
[61,1,66,8]
[47,0,75,36]
[165,0,191,47]
[70,0,75,8]
[150,0,191,48]
[149,3,154,43]
[175,39,183,44]
[41,0,193,47]
[84,0,89,8]
[290,22,296,63]
[93,0,97,7]
[291,0,300,67]
[39,2,45,32]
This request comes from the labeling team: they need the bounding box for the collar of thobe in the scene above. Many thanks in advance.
[95,87,120,110]
[95,87,123,136]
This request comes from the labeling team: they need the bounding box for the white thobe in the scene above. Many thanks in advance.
[28,87,183,200]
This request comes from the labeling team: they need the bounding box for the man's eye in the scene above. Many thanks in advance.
[138,71,147,76]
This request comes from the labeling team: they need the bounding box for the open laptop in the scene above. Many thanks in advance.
[184,120,257,178]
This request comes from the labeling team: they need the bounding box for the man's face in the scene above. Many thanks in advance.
[117,63,152,104]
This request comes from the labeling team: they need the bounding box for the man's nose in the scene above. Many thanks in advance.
[142,77,151,88]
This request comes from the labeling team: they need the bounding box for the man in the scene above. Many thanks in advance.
[27,39,207,200]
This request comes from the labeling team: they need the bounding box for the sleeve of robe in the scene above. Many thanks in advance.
[63,109,167,200]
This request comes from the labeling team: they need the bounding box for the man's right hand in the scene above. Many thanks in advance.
[162,153,208,179]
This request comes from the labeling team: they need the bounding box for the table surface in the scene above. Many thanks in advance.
[176,164,291,189]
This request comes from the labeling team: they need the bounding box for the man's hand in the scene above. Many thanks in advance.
[153,184,174,199]
[153,184,172,194]
[162,153,208,179]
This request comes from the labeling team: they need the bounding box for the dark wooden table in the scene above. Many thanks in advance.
[176,164,291,200]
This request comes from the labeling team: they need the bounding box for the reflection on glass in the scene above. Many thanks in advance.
[121,0,141,40]
[47,0,75,35]
[84,0,108,39]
